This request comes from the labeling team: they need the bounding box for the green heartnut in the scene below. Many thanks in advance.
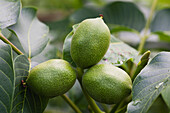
[82,64,132,104]
[71,17,110,69]
[26,59,76,98]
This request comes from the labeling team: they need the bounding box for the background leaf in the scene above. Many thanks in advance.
[109,25,139,33]
[150,8,170,49]
[0,0,21,29]
[100,35,139,66]
[151,8,170,32]
[102,1,146,32]
[0,45,48,113]
[70,6,101,24]
[9,7,49,58]
[127,52,170,113]
[70,1,145,32]
[153,32,170,42]
[46,18,71,42]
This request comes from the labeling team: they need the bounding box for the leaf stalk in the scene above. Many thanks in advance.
[77,67,104,113]
[61,94,82,113]
[0,32,24,55]
[138,0,158,54]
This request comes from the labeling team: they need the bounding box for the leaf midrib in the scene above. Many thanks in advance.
[27,16,36,58]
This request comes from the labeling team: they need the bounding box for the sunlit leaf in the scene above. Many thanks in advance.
[9,7,49,58]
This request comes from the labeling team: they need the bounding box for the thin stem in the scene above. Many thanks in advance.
[131,0,158,79]
[109,103,120,113]
[109,94,132,113]
[129,62,137,79]
[120,63,129,74]
[138,0,158,54]
[0,32,24,55]
[76,67,84,81]
[0,32,32,69]
[100,104,109,113]
[79,81,104,113]
[77,67,104,113]
[61,94,82,113]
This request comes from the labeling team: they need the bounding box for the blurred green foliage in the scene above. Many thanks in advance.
[22,0,83,10]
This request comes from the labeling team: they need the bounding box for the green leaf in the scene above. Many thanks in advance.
[0,44,14,113]
[153,31,170,42]
[109,25,139,33]
[161,85,170,110]
[151,9,170,43]
[22,0,82,10]
[151,8,170,32]
[62,31,76,67]
[144,41,170,51]
[62,24,80,67]
[102,1,146,32]
[147,96,169,113]
[9,7,49,58]
[100,35,139,66]
[127,52,170,113]
[132,51,151,81]
[0,44,48,113]
[0,0,21,29]
[157,0,170,8]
